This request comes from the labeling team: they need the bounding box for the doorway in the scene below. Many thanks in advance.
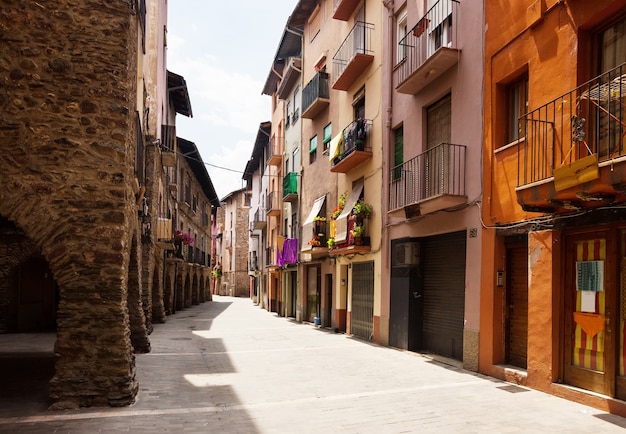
[505,241,528,369]
[562,229,626,399]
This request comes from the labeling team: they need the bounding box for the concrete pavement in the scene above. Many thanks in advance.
[1,295,626,433]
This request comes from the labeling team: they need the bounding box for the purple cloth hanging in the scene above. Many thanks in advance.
[282,238,298,264]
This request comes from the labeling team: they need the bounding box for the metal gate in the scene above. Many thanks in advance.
[351,261,374,340]
[422,231,466,360]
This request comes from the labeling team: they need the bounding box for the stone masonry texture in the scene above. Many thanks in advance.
[0,0,145,408]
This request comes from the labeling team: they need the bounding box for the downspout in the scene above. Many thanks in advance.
[382,0,394,267]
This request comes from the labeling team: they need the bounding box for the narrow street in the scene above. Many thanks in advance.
[1,295,626,433]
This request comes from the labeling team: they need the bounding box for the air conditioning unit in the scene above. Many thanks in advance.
[394,242,420,266]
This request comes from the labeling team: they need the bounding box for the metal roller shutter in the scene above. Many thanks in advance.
[422,231,466,360]
[351,261,374,340]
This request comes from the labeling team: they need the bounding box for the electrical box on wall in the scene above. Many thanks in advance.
[496,270,504,287]
[393,242,420,266]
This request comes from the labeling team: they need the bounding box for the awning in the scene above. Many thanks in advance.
[334,180,364,243]
[302,195,326,251]
[303,195,326,225]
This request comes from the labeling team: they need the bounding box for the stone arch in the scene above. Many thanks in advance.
[127,234,150,353]
[199,275,206,303]
[164,263,176,315]
[151,264,166,323]
[0,217,58,333]
[192,273,199,305]
[0,0,139,408]
[184,271,192,308]
[175,269,185,312]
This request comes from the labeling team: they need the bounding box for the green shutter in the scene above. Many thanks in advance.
[310,135,317,153]
[393,126,403,180]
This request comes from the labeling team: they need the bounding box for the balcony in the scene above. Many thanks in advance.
[252,208,266,230]
[395,0,460,95]
[332,0,360,21]
[277,57,301,101]
[332,21,375,91]
[301,71,330,119]
[267,136,282,167]
[283,172,298,202]
[330,215,371,256]
[266,191,281,217]
[517,64,626,213]
[330,119,372,173]
[388,143,467,218]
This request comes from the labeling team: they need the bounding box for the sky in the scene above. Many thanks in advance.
[167,1,298,200]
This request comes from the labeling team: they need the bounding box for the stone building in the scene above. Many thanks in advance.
[0,0,218,408]
[214,188,251,297]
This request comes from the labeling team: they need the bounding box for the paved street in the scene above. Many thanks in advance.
[1,295,626,433]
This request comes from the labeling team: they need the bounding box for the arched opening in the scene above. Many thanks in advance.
[184,274,191,308]
[151,265,165,323]
[127,235,150,353]
[192,274,199,305]
[175,272,184,312]
[0,216,57,409]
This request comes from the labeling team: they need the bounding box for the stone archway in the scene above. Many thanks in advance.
[0,0,141,408]
[175,271,185,312]
[184,272,192,308]
[128,235,150,353]
[199,275,206,303]
[152,264,166,323]
[192,273,199,305]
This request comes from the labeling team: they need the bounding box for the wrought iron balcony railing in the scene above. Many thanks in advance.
[519,63,626,186]
[330,119,372,173]
[266,191,281,216]
[332,21,374,91]
[395,0,460,94]
[301,71,330,119]
[389,143,466,211]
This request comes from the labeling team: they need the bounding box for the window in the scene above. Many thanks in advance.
[309,135,318,164]
[506,76,528,144]
[323,123,332,152]
[308,4,321,42]
[293,147,300,172]
[397,10,408,62]
[393,126,404,180]
[293,85,301,122]
[593,17,625,156]
[426,95,452,197]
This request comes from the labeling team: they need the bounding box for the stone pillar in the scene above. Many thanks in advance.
[0,1,142,407]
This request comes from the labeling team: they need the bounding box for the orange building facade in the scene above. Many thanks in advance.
[481,0,626,415]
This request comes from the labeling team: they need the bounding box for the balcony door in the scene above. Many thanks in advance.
[425,94,451,199]
[590,17,626,158]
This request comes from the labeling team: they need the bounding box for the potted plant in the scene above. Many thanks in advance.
[327,237,335,249]
[331,192,347,220]
[352,200,373,219]
[351,224,365,245]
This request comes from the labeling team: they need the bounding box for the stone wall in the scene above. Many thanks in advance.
[0,0,143,408]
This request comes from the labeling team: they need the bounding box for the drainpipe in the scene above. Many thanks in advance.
[382,0,394,269]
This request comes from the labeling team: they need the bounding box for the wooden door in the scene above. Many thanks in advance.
[506,244,528,369]
[563,232,617,396]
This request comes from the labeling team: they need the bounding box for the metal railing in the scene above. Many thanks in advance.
[389,143,466,210]
[302,71,330,115]
[266,191,280,214]
[396,0,460,85]
[331,119,372,164]
[283,172,298,197]
[332,21,374,85]
[519,63,626,186]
